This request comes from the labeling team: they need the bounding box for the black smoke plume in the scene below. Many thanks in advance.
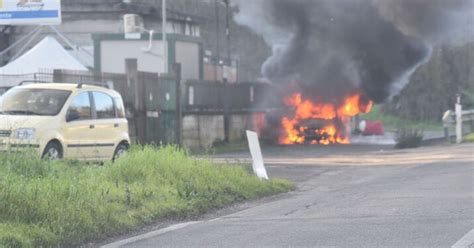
[232,0,474,103]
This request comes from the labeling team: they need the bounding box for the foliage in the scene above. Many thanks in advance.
[0,147,293,247]
[360,105,442,131]
[394,128,424,149]
[386,42,474,122]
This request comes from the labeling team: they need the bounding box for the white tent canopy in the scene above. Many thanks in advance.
[0,36,88,87]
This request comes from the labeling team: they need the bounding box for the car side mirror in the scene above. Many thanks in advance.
[66,110,81,122]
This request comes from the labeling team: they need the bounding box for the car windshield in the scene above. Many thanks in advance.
[0,88,71,116]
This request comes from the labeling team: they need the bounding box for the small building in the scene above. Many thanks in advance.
[93,32,202,81]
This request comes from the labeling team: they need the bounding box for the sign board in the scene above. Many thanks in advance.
[246,130,269,180]
[0,0,61,25]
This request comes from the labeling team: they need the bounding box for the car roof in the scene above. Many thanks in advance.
[15,83,122,98]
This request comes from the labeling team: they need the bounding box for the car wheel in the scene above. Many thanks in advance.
[113,143,128,162]
[42,142,63,160]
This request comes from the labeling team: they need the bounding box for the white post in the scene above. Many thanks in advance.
[246,131,269,180]
[455,94,463,144]
[162,0,168,74]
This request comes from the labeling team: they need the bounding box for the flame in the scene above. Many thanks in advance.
[279,93,373,145]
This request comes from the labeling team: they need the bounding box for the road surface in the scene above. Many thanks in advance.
[104,143,474,248]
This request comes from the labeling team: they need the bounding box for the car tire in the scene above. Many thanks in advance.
[113,143,128,162]
[42,142,63,160]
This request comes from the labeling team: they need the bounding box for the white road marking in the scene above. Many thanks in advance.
[101,221,202,248]
[452,229,474,248]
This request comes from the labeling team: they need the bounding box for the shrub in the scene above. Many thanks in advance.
[395,128,424,149]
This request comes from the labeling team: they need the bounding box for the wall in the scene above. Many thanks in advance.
[95,34,202,80]
[182,113,264,150]
[182,115,225,149]
[175,41,200,81]
[100,40,166,74]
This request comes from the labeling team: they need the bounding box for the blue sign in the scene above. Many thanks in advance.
[0,0,61,25]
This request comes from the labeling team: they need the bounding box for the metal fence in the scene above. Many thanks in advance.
[2,69,282,146]
[0,71,54,87]
[184,80,283,113]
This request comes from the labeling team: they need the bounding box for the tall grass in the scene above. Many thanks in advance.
[0,146,293,247]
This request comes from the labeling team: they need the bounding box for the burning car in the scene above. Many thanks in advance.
[278,92,373,145]
[293,118,341,144]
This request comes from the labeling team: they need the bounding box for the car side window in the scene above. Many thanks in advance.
[114,97,125,118]
[67,92,91,121]
[93,92,115,119]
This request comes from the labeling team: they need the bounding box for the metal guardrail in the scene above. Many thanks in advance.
[442,109,474,143]
[442,109,474,124]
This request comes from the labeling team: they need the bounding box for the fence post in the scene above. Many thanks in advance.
[126,59,146,144]
[442,110,451,142]
[223,78,230,143]
[52,69,63,82]
[173,63,182,146]
[455,94,463,144]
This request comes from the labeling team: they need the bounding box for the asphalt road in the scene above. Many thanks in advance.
[106,143,474,248]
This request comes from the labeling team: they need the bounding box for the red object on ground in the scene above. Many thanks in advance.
[363,121,384,135]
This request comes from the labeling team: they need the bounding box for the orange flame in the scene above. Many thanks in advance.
[279,93,373,145]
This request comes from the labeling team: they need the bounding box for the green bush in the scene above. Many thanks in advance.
[395,128,424,149]
[0,146,293,247]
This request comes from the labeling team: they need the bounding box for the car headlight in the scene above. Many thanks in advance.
[14,128,36,140]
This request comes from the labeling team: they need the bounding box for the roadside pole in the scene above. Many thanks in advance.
[162,0,167,73]
[455,94,462,144]
[223,78,230,143]
[223,0,231,143]
[173,63,182,146]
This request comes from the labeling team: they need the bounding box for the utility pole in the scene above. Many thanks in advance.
[224,0,231,69]
[223,0,231,143]
[214,0,220,81]
[162,0,168,74]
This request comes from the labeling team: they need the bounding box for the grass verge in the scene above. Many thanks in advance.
[463,133,474,143]
[0,146,293,247]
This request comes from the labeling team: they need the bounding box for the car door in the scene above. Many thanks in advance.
[62,91,97,160]
[91,91,117,159]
